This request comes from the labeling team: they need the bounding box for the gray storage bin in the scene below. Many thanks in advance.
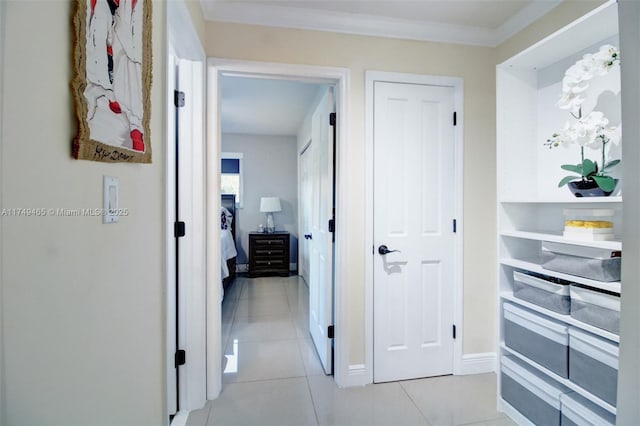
[501,355,569,426]
[569,327,618,406]
[541,242,621,282]
[560,392,615,426]
[570,285,620,334]
[504,303,569,377]
[512,271,571,314]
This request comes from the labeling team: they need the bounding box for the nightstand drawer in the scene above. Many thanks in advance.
[254,248,285,257]
[253,238,286,247]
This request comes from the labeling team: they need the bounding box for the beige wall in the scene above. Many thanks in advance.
[0,1,166,425]
[205,22,498,363]
[185,0,207,47]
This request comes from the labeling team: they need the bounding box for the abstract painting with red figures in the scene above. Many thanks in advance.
[72,0,152,163]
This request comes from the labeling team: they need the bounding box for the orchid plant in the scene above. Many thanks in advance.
[545,45,621,193]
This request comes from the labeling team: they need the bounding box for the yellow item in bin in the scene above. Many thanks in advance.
[564,220,613,229]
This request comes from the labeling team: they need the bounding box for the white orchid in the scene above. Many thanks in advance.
[546,45,621,194]
[556,45,619,113]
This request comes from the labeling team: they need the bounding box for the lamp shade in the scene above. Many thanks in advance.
[260,197,282,213]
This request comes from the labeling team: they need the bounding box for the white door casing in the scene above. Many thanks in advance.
[308,88,335,375]
[208,59,351,388]
[373,81,457,383]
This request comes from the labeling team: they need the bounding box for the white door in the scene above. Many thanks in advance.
[299,144,312,285]
[373,81,456,383]
[309,89,335,375]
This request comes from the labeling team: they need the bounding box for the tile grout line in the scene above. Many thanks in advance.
[304,374,321,426]
[398,381,434,426]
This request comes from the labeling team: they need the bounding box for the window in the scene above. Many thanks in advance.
[221,152,243,207]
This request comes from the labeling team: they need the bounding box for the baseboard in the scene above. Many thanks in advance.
[169,411,189,426]
[459,352,496,375]
[341,364,369,387]
[235,263,298,273]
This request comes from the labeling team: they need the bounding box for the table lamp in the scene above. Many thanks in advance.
[260,197,281,233]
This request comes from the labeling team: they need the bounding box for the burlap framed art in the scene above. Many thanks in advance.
[72,0,152,163]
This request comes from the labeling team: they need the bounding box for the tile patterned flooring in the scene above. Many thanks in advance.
[186,275,515,426]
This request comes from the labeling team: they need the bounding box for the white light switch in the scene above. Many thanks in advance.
[103,176,119,224]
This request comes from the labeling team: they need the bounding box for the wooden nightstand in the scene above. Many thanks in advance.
[248,232,290,277]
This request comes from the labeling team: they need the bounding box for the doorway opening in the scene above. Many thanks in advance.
[206,60,351,398]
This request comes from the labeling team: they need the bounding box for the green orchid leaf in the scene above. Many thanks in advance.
[592,175,616,192]
[604,159,621,170]
[560,164,582,174]
[582,159,597,177]
[558,175,579,188]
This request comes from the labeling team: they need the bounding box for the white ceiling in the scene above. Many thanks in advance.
[200,0,565,46]
[221,76,326,136]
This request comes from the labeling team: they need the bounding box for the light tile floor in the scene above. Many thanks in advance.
[186,275,515,426]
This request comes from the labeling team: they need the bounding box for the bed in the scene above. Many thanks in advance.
[221,194,237,294]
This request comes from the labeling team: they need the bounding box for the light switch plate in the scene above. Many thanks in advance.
[103,176,119,224]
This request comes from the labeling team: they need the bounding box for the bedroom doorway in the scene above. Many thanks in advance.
[218,75,335,375]
[207,60,351,397]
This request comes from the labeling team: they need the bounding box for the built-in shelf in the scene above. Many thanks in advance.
[500,230,622,251]
[500,258,621,294]
[501,344,617,415]
[497,1,621,421]
[501,292,619,343]
[500,197,623,204]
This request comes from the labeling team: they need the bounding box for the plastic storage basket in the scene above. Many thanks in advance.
[512,271,571,314]
[570,285,620,334]
[503,303,569,377]
[568,327,618,406]
[541,241,621,282]
[560,392,615,426]
[501,355,569,426]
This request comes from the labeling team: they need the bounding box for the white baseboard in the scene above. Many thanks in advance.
[170,411,189,426]
[341,364,369,387]
[459,352,497,375]
[235,263,298,273]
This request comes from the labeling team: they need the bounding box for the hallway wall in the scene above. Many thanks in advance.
[0,1,167,424]
[205,21,498,366]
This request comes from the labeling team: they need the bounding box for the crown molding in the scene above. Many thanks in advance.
[201,1,562,47]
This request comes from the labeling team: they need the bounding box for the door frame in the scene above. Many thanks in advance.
[206,59,352,390]
[166,1,207,423]
[365,71,465,381]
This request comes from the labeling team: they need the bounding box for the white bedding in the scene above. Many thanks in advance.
[221,206,237,301]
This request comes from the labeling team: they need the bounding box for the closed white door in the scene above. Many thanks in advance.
[373,81,456,383]
[309,89,334,375]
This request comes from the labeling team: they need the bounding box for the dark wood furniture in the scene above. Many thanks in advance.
[248,232,290,277]
[222,194,236,290]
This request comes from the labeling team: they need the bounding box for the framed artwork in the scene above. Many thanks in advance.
[71,0,152,163]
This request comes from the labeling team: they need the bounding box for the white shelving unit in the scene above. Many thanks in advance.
[496,0,621,422]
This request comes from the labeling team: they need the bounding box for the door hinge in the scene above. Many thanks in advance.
[452,325,457,339]
[453,111,457,126]
[453,219,457,233]
[174,221,186,238]
[329,112,336,126]
[175,349,186,367]
[328,219,335,233]
[174,90,185,108]
[328,325,335,339]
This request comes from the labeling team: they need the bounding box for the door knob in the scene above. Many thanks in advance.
[304,233,313,240]
[378,245,400,255]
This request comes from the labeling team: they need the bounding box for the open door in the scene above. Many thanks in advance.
[308,88,335,375]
